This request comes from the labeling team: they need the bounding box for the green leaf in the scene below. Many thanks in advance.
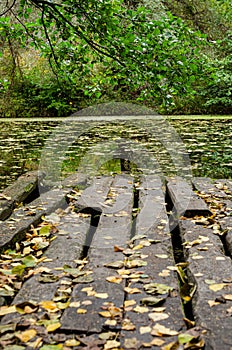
[39,225,52,236]
[12,265,26,276]
[178,333,195,344]
[22,255,37,267]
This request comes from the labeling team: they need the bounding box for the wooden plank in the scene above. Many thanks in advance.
[76,176,113,212]
[192,177,231,199]
[179,219,232,349]
[0,171,44,221]
[0,172,87,252]
[61,175,134,333]
[167,176,212,218]
[1,211,90,325]
[192,177,232,256]
[121,176,186,348]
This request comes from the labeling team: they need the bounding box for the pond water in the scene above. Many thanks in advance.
[0,118,231,190]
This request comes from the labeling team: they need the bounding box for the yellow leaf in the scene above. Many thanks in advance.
[15,329,37,342]
[95,292,108,299]
[104,340,121,349]
[209,283,226,292]
[77,308,87,314]
[124,287,141,294]
[40,300,59,312]
[104,319,117,326]
[65,339,81,347]
[0,305,16,316]
[152,323,179,336]
[106,276,122,284]
[224,294,232,301]
[124,300,136,308]
[208,300,220,307]
[70,301,81,308]
[155,254,168,259]
[133,305,149,313]
[140,326,151,334]
[148,312,169,322]
[99,311,111,318]
[46,322,61,332]
[122,318,136,331]
[82,300,92,306]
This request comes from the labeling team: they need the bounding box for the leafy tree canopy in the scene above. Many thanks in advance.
[1,0,208,115]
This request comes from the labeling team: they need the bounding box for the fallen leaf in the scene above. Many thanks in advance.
[46,322,61,332]
[106,276,122,284]
[209,283,226,292]
[99,332,115,340]
[104,319,117,326]
[149,312,169,322]
[0,305,16,316]
[40,345,63,350]
[40,300,59,312]
[208,300,220,307]
[124,287,141,294]
[178,333,196,344]
[15,329,37,342]
[104,340,120,349]
[133,305,149,313]
[122,318,136,331]
[77,308,87,314]
[104,261,124,269]
[140,326,151,334]
[141,296,165,306]
[144,282,173,295]
[124,300,136,308]
[223,294,232,301]
[151,323,179,336]
[155,254,168,259]
[65,339,81,347]
[95,292,108,299]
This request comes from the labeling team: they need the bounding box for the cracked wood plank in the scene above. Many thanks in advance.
[167,176,212,218]
[179,219,232,349]
[121,175,186,348]
[61,175,134,333]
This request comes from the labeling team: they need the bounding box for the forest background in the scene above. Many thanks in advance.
[0,0,232,118]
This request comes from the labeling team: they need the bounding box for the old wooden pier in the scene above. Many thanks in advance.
[0,171,231,349]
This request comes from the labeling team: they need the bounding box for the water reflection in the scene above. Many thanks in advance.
[0,119,231,190]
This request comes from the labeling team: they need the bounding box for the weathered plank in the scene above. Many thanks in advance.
[121,176,186,348]
[0,172,87,252]
[1,211,90,325]
[192,177,231,199]
[179,219,232,349]
[0,171,44,221]
[167,176,212,217]
[61,175,134,333]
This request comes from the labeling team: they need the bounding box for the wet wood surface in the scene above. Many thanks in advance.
[0,173,231,349]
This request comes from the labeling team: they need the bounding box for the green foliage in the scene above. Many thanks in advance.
[0,0,231,116]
